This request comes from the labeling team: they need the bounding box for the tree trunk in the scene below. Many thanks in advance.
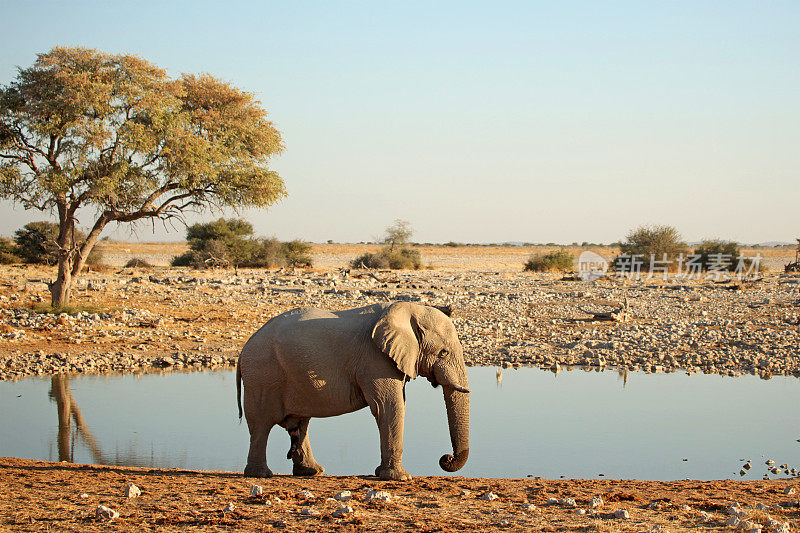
[50,256,73,308]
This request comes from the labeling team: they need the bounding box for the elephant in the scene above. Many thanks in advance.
[235,301,470,481]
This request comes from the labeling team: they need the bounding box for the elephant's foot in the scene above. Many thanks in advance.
[292,462,324,476]
[244,463,273,478]
[375,464,412,481]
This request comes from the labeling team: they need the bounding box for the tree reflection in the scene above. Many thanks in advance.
[48,375,107,464]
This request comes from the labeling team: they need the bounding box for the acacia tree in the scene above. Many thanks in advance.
[0,47,286,306]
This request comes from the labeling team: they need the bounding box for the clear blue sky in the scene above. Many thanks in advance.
[1,1,798,244]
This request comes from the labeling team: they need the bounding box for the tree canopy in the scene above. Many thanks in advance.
[0,47,287,305]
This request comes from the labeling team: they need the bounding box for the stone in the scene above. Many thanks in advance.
[680,504,691,511]
[332,505,354,518]
[784,486,796,495]
[459,489,471,497]
[334,490,352,502]
[250,485,263,496]
[574,508,586,515]
[590,496,603,509]
[614,509,630,519]
[79,493,89,499]
[298,490,315,500]
[300,508,320,516]
[124,483,141,498]
[559,497,577,508]
[726,517,741,527]
[273,519,288,528]
[365,489,392,502]
[547,497,559,505]
[479,492,498,501]
[521,503,537,512]
[95,505,119,521]
[223,502,235,513]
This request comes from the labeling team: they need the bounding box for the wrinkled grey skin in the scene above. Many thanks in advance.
[236,302,470,481]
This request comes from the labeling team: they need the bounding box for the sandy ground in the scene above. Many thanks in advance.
[2,457,799,532]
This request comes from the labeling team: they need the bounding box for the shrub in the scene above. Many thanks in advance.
[280,240,313,267]
[350,248,422,270]
[351,220,422,270]
[14,221,61,264]
[171,218,312,269]
[524,249,574,272]
[616,225,687,270]
[693,240,747,271]
[124,257,153,268]
[0,238,21,264]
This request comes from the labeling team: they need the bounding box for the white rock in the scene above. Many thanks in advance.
[334,491,352,502]
[223,502,235,513]
[559,497,577,508]
[298,490,315,500]
[332,505,354,518]
[79,493,89,499]
[590,496,603,508]
[273,519,288,528]
[784,487,796,496]
[547,497,559,505]
[459,489,471,497]
[575,508,586,514]
[250,484,263,496]
[365,489,392,502]
[680,504,691,511]
[700,511,713,522]
[124,483,141,498]
[479,492,498,501]
[755,502,768,511]
[521,503,537,512]
[95,505,119,521]
[300,508,319,516]
[726,517,741,527]
[614,509,630,519]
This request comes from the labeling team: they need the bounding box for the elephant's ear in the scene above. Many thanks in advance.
[371,303,420,379]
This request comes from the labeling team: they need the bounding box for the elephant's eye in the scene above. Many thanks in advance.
[438,349,449,358]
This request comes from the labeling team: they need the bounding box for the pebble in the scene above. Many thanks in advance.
[590,496,603,509]
[95,505,119,521]
[124,483,140,498]
[298,490,315,500]
[785,486,796,495]
[521,503,537,512]
[459,489,471,497]
[79,493,89,499]
[680,504,691,511]
[300,508,319,516]
[250,484,263,496]
[334,490,352,502]
[273,519,288,528]
[614,509,630,519]
[479,492,498,501]
[223,502,235,513]
[574,508,586,515]
[547,497,559,505]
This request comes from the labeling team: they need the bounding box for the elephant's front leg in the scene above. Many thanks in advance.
[289,418,325,476]
[367,385,412,481]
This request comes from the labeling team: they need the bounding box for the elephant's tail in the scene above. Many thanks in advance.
[236,359,243,420]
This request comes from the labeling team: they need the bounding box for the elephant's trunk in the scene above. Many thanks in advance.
[439,385,470,472]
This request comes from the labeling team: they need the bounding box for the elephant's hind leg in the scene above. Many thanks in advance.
[289,418,325,476]
[243,385,278,478]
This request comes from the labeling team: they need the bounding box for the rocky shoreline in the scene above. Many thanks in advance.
[1,264,798,381]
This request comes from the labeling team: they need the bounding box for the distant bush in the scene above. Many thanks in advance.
[280,239,313,267]
[350,220,422,270]
[170,218,312,269]
[524,249,574,272]
[351,248,422,270]
[0,238,21,264]
[616,225,687,270]
[14,221,61,264]
[693,240,749,271]
[125,257,153,268]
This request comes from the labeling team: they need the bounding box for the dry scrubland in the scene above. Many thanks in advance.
[1,243,799,532]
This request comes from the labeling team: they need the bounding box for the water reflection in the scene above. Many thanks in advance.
[48,375,106,463]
